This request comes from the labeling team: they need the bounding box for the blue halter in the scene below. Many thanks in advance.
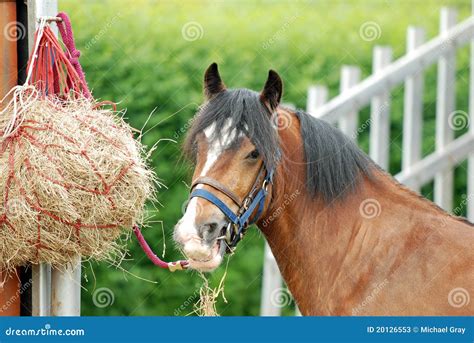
[189,164,274,250]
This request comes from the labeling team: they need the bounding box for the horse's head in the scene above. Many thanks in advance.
[174,63,283,271]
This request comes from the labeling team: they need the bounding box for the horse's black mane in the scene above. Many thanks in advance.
[295,110,373,201]
[184,88,373,202]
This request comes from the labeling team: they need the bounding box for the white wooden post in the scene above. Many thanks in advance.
[339,66,361,140]
[370,46,392,169]
[402,27,426,192]
[307,85,328,117]
[28,0,81,316]
[31,264,51,316]
[28,0,58,317]
[435,7,457,211]
[260,244,282,316]
[468,1,474,223]
[51,255,81,316]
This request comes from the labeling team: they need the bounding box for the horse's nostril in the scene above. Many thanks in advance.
[208,222,219,232]
[198,221,222,239]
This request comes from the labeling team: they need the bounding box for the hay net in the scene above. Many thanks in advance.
[0,15,154,274]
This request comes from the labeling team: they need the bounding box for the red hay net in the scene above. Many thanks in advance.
[0,17,140,267]
[0,112,135,259]
[27,24,89,99]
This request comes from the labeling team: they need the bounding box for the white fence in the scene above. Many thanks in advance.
[261,5,474,316]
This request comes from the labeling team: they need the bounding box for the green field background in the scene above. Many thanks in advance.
[59,0,471,316]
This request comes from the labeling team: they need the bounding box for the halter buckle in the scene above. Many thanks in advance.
[224,222,234,244]
[262,179,269,191]
[242,197,252,210]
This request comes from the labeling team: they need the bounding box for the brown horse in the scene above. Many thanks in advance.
[173,63,474,315]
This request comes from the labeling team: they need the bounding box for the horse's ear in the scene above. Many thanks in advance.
[204,63,226,99]
[260,70,283,111]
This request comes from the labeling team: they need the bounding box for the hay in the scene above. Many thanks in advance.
[0,94,155,275]
[193,264,229,316]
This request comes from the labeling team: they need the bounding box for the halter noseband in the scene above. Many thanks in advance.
[189,162,274,251]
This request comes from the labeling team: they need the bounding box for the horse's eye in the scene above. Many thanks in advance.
[246,149,260,160]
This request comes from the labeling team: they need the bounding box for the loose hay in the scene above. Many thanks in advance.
[193,263,229,316]
[0,94,155,275]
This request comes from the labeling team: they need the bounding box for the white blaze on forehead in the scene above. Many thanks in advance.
[200,119,238,176]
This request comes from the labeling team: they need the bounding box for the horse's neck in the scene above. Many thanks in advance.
[259,161,466,315]
[256,112,474,315]
[259,171,375,314]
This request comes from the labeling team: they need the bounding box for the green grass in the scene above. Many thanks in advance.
[60,0,471,316]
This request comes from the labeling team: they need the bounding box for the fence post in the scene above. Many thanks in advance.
[402,27,426,192]
[339,66,361,140]
[51,255,81,316]
[260,244,282,316]
[28,0,58,317]
[370,46,393,169]
[307,85,328,117]
[28,0,82,317]
[435,7,457,211]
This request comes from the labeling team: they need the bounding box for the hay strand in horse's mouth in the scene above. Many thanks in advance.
[192,259,229,316]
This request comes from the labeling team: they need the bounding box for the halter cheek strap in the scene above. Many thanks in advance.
[189,165,274,250]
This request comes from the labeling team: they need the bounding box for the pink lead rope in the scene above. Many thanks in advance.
[56,12,92,99]
[133,225,189,272]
